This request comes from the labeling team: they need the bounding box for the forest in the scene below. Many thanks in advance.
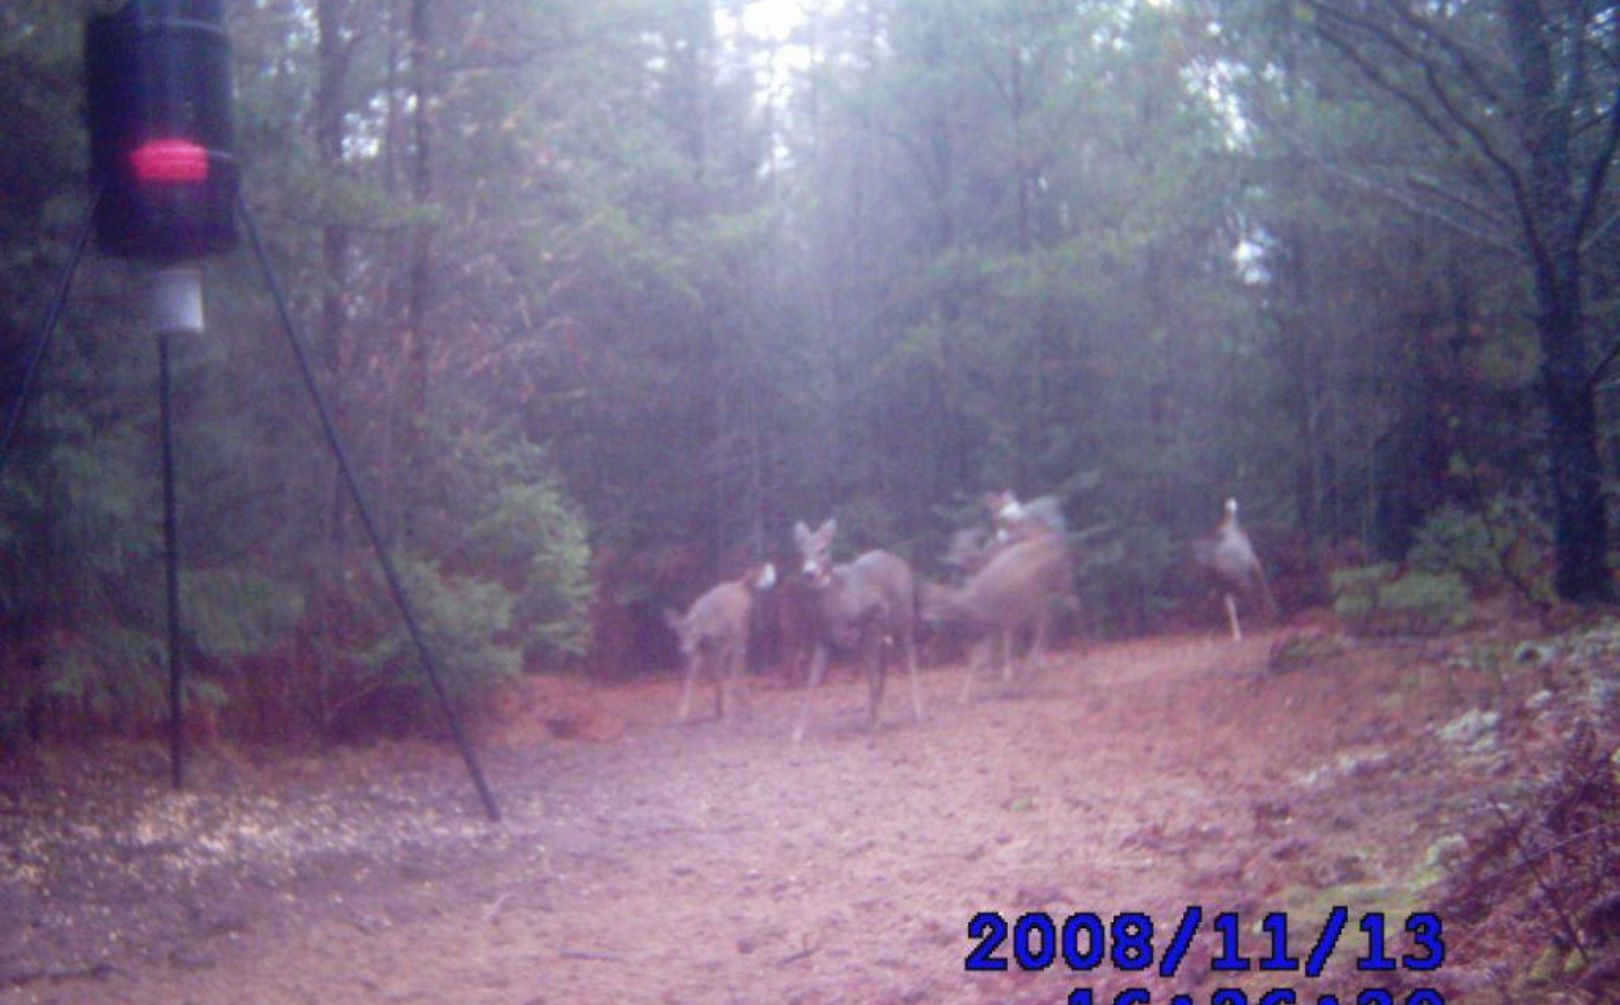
[3,0,1620,743]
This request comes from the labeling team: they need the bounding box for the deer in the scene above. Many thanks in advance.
[664,562,776,723]
[791,518,923,744]
[763,570,818,686]
[921,526,1072,700]
[942,491,1067,583]
[1192,497,1278,641]
[986,489,1069,543]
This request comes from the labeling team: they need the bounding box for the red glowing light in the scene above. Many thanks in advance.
[129,139,210,184]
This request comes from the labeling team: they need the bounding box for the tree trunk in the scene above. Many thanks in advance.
[314,0,352,557]
[388,0,434,547]
[313,0,353,740]
[1507,0,1613,602]
[1535,266,1610,602]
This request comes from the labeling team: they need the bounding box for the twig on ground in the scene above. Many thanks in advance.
[483,892,513,926]
[2,961,120,987]
[777,938,820,965]
[559,948,628,962]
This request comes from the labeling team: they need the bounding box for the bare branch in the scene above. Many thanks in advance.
[1257,116,1525,257]
[1304,1,1549,270]
[1311,26,1465,146]
[1306,3,1471,144]
[1415,56,1546,260]
[1574,83,1620,241]
[1408,171,1514,234]
[1380,0,1509,111]
[1585,335,1620,393]
[1579,202,1620,253]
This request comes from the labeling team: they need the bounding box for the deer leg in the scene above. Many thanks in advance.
[866,636,888,730]
[677,657,699,723]
[903,628,923,722]
[1224,593,1243,641]
[731,644,751,721]
[961,636,989,702]
[1029,608,1051,679]
[792,642,830,744]
[714,651,728,721]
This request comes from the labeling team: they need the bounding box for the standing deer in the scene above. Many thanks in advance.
[664,563,776,723]
[791,518,923,743]
[1192,497,1278,641]
[922,528,1072,700]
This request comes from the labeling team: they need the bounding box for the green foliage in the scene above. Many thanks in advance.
[14,618,224,732]
[366,554,523,700]
[469,478,595,664]
[1079,517,1172,638]
[0,310,170,733]
[0,0,1589,734]
[1379,573,1472,636]
[47,623,160,720]
[182,569,306,663]
[1408,506,1496,584]
[1329,563,1395,622]
[1408,499,1555,604]
[438,425,594,661]
[304,552,522,738]
[309,423,593,732]
[1333,564,1471,638]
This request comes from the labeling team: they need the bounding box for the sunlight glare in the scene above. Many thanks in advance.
[741,0,814,42]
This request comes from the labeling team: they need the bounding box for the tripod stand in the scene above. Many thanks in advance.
[0,190,502,823]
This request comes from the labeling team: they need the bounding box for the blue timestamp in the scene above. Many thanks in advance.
[965,907,1445,1004]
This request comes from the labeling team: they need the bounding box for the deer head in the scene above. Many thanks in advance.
[793,518,838,588]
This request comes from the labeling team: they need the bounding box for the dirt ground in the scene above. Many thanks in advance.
[2,620,1616,1004]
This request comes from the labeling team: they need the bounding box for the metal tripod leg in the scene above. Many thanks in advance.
[237,195,502,823]
[0,189,100,480]
[159,331,185,789]
[0,190,200,793]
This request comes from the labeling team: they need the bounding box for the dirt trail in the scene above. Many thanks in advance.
[1,631,1533,1003]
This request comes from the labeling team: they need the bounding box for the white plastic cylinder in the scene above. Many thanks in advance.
[150,266,204,336]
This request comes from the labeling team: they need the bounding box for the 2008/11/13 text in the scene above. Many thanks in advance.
[965,907,1443,977]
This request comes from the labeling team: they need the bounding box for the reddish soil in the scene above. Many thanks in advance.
[1,622,1613,1004]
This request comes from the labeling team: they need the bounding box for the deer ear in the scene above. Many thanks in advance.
[793,522,811,548]
[819,517,837,540]
[755,563,777,590]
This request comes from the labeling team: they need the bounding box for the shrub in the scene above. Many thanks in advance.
[1408,506,1498,585]
[1378,572,1473,636]
[467,478,594,666]
[1330,563,1395,629]
[1407,497,1554,604]
[308,423,593,737]
[1333,563,1471,637]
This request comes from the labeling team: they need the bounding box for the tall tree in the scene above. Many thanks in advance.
[1267,0,1620,602]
